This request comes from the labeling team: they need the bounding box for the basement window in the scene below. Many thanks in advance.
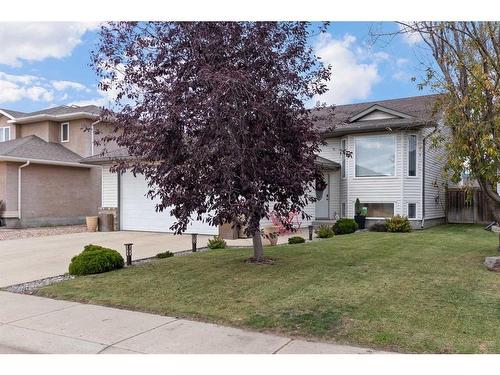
[61,123,69,142]
[361,202,394,218]
[408,203,417,219]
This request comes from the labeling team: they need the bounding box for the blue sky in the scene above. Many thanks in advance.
[0,22,433,113]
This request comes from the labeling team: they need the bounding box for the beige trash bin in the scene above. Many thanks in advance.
[86,216,98,232]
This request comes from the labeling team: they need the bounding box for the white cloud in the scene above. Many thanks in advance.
[313,33,380,105]
[52,80,89,92]
[0,22,99,67]
[0,79,53,103]
[396,57,409,66]
[398,23,424,45]
[392,70,412,82]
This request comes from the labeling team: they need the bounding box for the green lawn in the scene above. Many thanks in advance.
[38,224,500,353]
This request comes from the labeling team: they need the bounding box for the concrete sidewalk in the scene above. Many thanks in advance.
[0,291,383,354]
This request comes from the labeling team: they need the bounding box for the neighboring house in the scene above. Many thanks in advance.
[0,105,107,228]
[85,94,448,234]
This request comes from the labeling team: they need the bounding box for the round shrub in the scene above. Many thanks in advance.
[385,215,412,232]
[333,218,358,235]
[288,236,306,244]
[315,225,334,238]
[69,244,124,276]
[156,250,174,259]
[207,235,227,249]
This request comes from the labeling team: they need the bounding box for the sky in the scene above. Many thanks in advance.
[0,21,434,113]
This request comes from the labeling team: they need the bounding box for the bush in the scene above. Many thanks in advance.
[156,251,174,259]
[288,236,306,244]
[385,215,412,233]
[207,235,227,249]
[315,225,334,238]
[369,222,387,232]
[333,218,358,235]
[69,244,124,276]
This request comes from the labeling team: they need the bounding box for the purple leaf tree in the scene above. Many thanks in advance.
[92,22,331,262]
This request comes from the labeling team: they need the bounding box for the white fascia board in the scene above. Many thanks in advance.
[349,104,414,122]
[7,112,98,124]
[0,156,91,168]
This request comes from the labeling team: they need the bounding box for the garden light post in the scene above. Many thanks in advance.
[124,243,133,266]
[308,225,314,241]
[192,233,197,252]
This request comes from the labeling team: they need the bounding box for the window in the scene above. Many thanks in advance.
[408,203,417,219]
[0,127,10,142]
[360,202,394,218]
[341,202,346,217]
[355,135,395,177]
[61,122,69,142]
[408,134,417,177]
[341,139,347,178]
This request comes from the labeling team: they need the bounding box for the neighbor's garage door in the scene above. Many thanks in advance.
[120,171,218,234]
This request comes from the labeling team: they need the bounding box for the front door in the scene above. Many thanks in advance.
[315,172,330,219]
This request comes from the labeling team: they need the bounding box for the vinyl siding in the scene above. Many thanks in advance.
[423,123,448,219]
[315,129,448,222]
[101,165,118,208]
[402,132,423,219]
[346,132,404,218]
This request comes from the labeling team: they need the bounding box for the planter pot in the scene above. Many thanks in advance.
[86,216,98,232]
[354,215,366,230]
[262,225,279,246]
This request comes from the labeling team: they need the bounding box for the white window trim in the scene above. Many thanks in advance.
[357,201,395,219]
[0,126,10,142]
[407,133,418,178]
[341,138,347,179]
[354,134,397,178]
[407,202,417,219]
[61,122,69,143]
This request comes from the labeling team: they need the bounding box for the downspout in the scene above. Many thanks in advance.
[18,161,31,219]
[90,120,101,156]
[421,123,439,228]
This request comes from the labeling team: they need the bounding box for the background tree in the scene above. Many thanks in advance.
[394,22,500,222]
[92,22,331,261]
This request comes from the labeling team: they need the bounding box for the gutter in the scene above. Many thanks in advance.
[0,156,91,168]
[7,112,98,125]
[18,161,30,219]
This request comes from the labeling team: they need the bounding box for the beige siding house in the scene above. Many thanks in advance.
[86,94,448,235]
[0,105,108,228]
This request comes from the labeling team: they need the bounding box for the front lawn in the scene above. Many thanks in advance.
[38,224,500,353]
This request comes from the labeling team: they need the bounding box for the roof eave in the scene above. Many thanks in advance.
[0,156,91,168]
[321,120,438,138]
[8,112,99,124]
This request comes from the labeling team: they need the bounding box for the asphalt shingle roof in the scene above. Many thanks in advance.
[0,135,83,163]
[23,105,101,117]
[0,108,28,118]
[312,94,441,135]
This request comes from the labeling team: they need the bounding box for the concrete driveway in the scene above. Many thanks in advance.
[0,231,211,287]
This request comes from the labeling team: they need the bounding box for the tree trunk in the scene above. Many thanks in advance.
[252,230,264,261]
[478,179,500,223]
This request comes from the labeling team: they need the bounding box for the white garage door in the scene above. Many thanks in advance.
[120,171,218,234]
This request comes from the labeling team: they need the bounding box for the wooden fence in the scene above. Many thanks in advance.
[446,188,495,224]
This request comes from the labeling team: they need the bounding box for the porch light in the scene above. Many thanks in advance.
[308,225,314,241]
[124,243,133,266]
[192,233,198,252]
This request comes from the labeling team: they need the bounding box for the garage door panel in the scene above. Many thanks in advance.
[120,172,218,235]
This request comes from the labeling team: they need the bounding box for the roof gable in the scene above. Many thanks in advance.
[349,104,414,123]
